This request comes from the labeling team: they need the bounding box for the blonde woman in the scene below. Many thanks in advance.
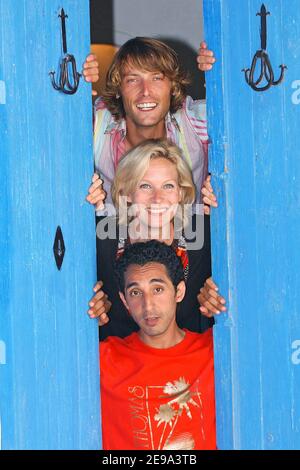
[88,139,226,340]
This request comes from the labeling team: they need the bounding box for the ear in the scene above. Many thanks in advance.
[175,280,186,303]
[178,187,183,203]
[170,81,177,97]
[119,291,130,312]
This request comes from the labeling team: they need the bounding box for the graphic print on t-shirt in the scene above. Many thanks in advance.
[128,376,205,450]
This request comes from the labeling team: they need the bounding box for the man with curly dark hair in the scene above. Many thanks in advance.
[100,240,216,450]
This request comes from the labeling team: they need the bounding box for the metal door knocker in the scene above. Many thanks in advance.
[242,4,287,92]
[49,8,81,95]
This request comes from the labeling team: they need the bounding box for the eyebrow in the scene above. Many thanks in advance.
[138,179,178,187]
[139,179,177,182]
[126,278,167,290]
[123,73,139,77]
[123,71,164,77]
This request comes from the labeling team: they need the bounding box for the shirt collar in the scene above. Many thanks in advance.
[104,116,126,136]
[166,111,180,133]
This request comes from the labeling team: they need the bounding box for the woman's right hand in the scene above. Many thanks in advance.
[88,281,112,326]
[86,173,106,211]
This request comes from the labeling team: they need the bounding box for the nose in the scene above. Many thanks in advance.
[142,292,153,311]
[140,79,150,97]
[151,188,163,204]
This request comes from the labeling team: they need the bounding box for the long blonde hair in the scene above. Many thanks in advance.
[111,139,195,226]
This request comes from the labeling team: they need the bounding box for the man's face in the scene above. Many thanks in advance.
[119,262,185,346]
[120,64,172,131]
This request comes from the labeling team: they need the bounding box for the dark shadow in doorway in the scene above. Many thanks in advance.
[90,0,114,45]
[159,37,206,100]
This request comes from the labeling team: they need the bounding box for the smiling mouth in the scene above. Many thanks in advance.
[146,207,170,215]
[136,102,157,111]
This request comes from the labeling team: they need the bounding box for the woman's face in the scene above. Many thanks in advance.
[127,158,182,231]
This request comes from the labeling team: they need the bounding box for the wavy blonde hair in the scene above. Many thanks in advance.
[111,139,195,226]
[102,37,190,120]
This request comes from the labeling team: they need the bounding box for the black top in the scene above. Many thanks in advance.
[96,214,214,341]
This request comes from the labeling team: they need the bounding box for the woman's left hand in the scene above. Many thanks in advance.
[197,277,227,317]
[201,175,218,215]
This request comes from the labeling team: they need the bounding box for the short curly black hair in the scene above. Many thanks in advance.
[115,240,184,293]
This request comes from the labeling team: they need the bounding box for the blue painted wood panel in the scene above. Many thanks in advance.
[0,1,101,449]
[204,0,300,450]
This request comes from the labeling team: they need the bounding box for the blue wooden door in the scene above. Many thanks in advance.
[203,0,300,450]
[0,1,101,449]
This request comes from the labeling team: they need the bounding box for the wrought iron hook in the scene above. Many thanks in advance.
[49,8,81,95]
[242,4,287,92]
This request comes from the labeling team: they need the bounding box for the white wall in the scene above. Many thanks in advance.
[113,0,203,50]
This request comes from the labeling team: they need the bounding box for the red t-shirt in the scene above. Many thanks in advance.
[100,329,216,450]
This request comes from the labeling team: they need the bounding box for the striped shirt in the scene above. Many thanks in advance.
[94,96,209,216]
